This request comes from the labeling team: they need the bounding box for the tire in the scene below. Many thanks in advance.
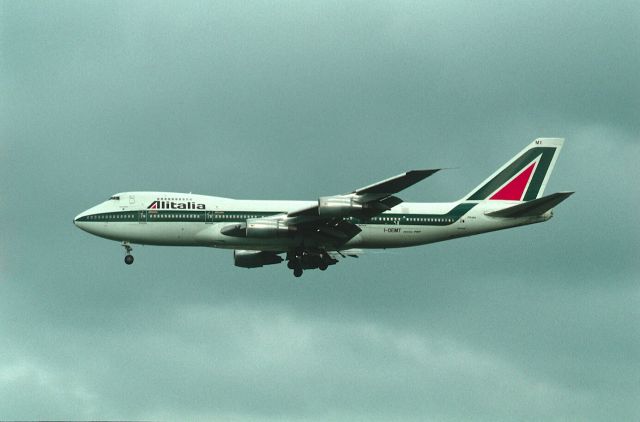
[124,255,134,265]
[293,267,303,277]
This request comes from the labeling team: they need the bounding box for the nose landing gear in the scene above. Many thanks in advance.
[122,242,134,265]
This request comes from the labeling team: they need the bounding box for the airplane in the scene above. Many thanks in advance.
[74,138,573,277]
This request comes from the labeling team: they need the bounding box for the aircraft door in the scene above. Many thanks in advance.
[205,211,215,224]
[138,210,148,224]
[457,214,476,231]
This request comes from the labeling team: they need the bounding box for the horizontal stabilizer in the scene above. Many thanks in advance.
[486,191,574,218]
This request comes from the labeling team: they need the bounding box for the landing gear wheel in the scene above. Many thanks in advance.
[318,262,328,271]
[121,242,134,265]
[287,260,296,270]
[293,267,303,277]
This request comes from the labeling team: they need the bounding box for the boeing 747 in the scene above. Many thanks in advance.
[74,138,572,277]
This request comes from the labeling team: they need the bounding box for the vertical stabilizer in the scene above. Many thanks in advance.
[462,138,564,201]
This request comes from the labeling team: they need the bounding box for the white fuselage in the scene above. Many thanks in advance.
[74,191,550,252]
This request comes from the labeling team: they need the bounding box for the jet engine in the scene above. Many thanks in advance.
[246,218,292,238]
[221,218,294,238]
[234,250,283,268]
[318,196,362,217]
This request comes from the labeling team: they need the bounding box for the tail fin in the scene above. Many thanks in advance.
[462,138,564,201]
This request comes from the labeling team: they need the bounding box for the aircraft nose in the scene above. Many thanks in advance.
[73,211,87,227]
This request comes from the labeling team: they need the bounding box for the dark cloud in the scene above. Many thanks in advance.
[1,1,638,420]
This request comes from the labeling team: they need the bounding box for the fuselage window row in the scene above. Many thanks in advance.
[84,213,459,224]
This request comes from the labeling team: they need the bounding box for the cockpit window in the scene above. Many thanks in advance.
[110,196,120,200]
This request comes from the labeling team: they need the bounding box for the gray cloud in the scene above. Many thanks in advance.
[4,302,636,421]
[1,1,638,420]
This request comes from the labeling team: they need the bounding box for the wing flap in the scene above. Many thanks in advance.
[317,223,361,240]
[327,249,363,259]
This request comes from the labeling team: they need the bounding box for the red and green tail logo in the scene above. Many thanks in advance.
[467,146,559,201]
[488,160,537,201]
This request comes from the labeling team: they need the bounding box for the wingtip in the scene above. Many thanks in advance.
[408,168,441,176]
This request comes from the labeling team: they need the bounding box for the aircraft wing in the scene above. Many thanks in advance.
[288,169,440,219]
[285,169,440,245]
[221,169,440,246]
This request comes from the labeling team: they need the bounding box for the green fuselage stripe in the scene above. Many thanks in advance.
[76,203,477,227]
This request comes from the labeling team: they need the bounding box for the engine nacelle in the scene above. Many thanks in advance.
[245,218,292,238]
[318,196,362,217]
[234,250,283,268]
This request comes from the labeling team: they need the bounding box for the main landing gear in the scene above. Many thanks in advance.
[122,242,134,265]
[287,258,303,277]
[286,250,336,277]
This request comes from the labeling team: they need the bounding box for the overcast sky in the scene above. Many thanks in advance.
[1,1,639,420]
